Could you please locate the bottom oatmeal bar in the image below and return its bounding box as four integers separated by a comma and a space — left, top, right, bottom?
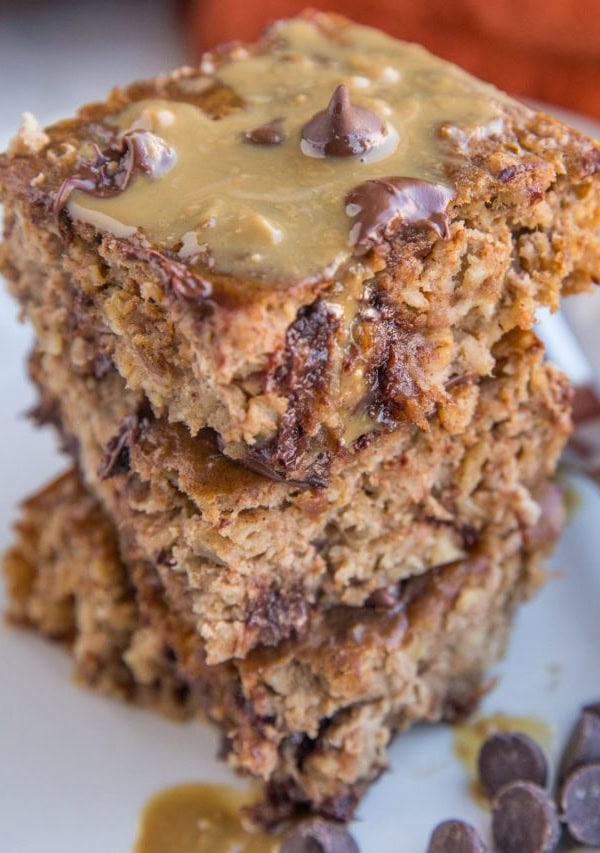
3, 469, 563, 821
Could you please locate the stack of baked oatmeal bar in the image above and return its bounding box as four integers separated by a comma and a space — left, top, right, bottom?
2, 13, 599, 821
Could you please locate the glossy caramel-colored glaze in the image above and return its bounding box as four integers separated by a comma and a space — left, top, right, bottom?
133, 783, 280, 853
68, 17, 509, 282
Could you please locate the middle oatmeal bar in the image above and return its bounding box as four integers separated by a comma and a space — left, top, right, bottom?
29, 329, 571, 662
1, 13, 598, 484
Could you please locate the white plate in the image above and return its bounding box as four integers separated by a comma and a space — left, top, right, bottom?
1, 108, 599, 852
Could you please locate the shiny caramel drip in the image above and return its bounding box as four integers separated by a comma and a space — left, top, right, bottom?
133, 783, 279, 853
67, 17, 512, 282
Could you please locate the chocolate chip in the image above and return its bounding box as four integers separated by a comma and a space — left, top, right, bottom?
584, 699, 600, 718
427, 819, 489, 852
54, 130, 175, 217
301, 84, 386, 158
572, 386, 600, 424
243, 118, 285, 146
560, 763, 600, 846
367, 583, 402, 608
491, 781, 561, 853
280, 818, 358, 853
345, 177, 454, 254
558, 710, 600, 784
93, 353, 113, 380
478, 731, 548, 798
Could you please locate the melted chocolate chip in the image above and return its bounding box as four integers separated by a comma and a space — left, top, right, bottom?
54, 130, 175, 216
427, 819, 490, 853
280, 818, 359, 853
478, 732, 549, 798
345, 177, 454, 253
301, 84, 386, 158
491, 781, 560, 853
561, 763, 600, 846
243, 118, 285, 146
558, 710, 600, 784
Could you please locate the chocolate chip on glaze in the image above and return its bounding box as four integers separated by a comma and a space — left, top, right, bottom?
54, 129, 175, 216
300, 84, 388, 158
345, 177, 454, 253
243, 118, 285, 145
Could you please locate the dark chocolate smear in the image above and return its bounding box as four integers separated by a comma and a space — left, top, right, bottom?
346, 177, 454, 253
97, 414, 139, 480
301, 84, 387, 158
280, 817, 359, 853
54, 130, 176, 216
491, 781, 561, 853
97, 401, 152, 480
427, 819, 490, 853
243, 118, 285, 146
124, 245, 213, 304
478, 731, 549, 798
561, 763, 600, 846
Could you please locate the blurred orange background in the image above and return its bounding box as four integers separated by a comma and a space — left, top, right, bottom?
185, 0, 600, 119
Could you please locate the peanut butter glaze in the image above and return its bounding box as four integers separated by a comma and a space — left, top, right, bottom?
133, 783, 279, 853
65, 16, 511, 282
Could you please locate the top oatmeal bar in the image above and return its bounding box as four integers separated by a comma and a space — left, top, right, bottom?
1, 12, 599, 483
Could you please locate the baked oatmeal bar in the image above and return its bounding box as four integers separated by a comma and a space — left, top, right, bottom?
1, 12, 598, 483
4, 468, 562, 821
29, 329, 571, 662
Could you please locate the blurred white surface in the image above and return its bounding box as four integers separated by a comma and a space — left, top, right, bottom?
0, 12, 599, 851
0, 0, 185, 138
